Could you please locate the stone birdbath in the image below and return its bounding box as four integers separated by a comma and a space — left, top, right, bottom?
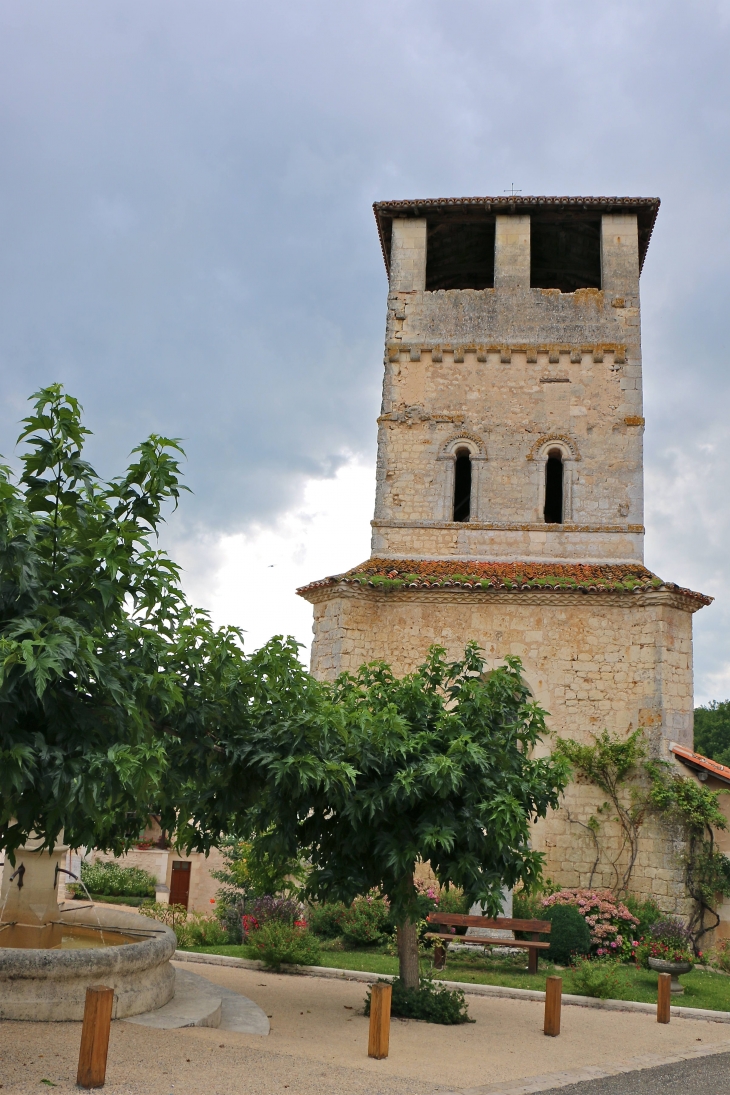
0, 834, 176, 1020
647, 956, 694, 994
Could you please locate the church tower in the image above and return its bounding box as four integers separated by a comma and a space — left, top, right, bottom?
299, 196, 711, 905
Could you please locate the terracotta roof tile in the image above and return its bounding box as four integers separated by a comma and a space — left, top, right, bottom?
671, 744, 730, 785
297, 558, 712, 605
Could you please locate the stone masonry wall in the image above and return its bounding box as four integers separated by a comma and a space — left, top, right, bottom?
302, 584, 698, 914
373, 213, 645, 563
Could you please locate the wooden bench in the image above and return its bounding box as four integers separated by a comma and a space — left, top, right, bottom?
426, 913, 551, 974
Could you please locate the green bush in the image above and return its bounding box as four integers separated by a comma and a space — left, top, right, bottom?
512, 889, 545, 922
623, 895, 662, 939
364, 976, 472, 1025
138, 901, 189, 928
79, 861, 157, 898
249, 922, 322, 968
83, 893, 148, 907
570, 956, 622, 999
436, 888, 470, 915
545, 904, 591, 964
339, 895, 390, 946
179, 914, 230, 948
708, 938, 730, 973
307, 901, 348, 938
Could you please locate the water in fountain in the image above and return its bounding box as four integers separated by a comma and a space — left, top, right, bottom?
0, 836, 152, 950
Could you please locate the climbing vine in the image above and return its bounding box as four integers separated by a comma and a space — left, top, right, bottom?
553, 729, 730, 950
553, 729, 648, 895
646, 761, 730, 947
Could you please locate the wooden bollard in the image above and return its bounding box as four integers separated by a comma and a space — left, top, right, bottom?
544, 975, 562, 1037
77, 985, 114, 1088
657, 972, 671, 1024
368, 983, 392, 1059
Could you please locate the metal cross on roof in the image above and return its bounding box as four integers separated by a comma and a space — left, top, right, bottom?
503, 184, 522, 196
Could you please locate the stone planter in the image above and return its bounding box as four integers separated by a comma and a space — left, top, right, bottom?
648, 956, 694, 994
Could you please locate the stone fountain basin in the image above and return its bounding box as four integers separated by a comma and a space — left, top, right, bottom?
0, 903, 177, 1021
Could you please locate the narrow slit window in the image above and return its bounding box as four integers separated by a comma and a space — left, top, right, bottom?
544, 449, 563, 524
453, 449, 472, 522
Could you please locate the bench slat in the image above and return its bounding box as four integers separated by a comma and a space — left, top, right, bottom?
425, 933, 550, 950
427, 914, 550, 933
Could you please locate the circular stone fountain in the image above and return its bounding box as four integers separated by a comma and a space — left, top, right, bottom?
0, 836, 176, 1021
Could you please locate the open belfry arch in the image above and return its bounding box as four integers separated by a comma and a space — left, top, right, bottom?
298, 196, 712, 908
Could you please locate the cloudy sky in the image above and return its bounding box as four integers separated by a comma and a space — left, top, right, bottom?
0, 1, 729, 702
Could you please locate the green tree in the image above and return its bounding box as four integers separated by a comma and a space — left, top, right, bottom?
0, 386, 342, 861
694, 701, 730, 767
0, 385, 186, 857
250, 646, 570, 987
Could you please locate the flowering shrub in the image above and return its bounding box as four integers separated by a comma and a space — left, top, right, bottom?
340, 894, 390, 945
77, 860, 157, 898
241, 914, 259, 941
635, 939, 694, 967
707, 938, 730, 973
635, 917, 696, 966
306, 901, 348, 938
247, 895, 301, 926
650, 917, 693, 947
541, 889, 639, 957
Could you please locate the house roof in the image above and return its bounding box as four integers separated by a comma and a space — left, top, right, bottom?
297, 558, 712, 605
373, 196, 660, 276
671, 744, 730, 786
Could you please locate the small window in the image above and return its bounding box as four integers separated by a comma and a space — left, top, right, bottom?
544, 449, 563, 524
453, 448, 472, 521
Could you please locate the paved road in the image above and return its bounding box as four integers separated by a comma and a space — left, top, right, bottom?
542, 1051, 730, 1094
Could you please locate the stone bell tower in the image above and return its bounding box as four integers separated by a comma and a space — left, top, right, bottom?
299, 196, 711, 907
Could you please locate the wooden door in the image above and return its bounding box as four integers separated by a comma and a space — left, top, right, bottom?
169, 861, 191, 909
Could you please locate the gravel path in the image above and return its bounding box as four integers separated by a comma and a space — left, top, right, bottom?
1, 961, 729, 1094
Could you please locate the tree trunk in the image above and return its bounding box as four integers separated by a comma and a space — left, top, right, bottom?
397, 918, 420, 990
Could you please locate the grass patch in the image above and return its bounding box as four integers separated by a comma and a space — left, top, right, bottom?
180, 942, 730, 1012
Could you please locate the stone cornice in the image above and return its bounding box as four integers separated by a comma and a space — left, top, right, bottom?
386, 342, 629, 365
298, 582, 708, 614
371, 519, 645, 533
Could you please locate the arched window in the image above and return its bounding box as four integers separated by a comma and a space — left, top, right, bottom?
453, 448, 472, 522
544, 448, 563, 524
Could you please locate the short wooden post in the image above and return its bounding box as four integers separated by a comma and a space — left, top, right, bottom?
433, 944, 445, 971
77, 985, 114, 1088
368, 983, 392, 1059
544, 976, 562, 1037
657, 972, 671, 1024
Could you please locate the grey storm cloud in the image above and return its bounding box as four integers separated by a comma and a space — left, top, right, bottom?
1, 0, 730, 698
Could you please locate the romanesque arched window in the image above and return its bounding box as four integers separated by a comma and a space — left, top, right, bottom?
544, 448, 564, 524
453, 447, 472, 522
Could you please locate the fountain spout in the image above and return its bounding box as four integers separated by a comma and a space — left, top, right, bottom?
9, 864, 26, 890
0, 835, 68, 927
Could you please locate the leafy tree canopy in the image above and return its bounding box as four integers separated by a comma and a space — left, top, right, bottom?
694, 701, 730, 767
246, 645, 570, 983
0, 386, 343, 860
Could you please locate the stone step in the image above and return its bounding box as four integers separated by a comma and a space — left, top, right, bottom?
124, 968, 222, 1029
123, 965, 271, 1034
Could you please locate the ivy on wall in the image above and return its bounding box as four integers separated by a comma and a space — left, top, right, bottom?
553, 729, 730, 950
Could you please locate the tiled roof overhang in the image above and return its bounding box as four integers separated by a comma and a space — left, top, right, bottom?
297, 558, 712, 606
671, 744, 730, 786
373, 196, 660, 276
